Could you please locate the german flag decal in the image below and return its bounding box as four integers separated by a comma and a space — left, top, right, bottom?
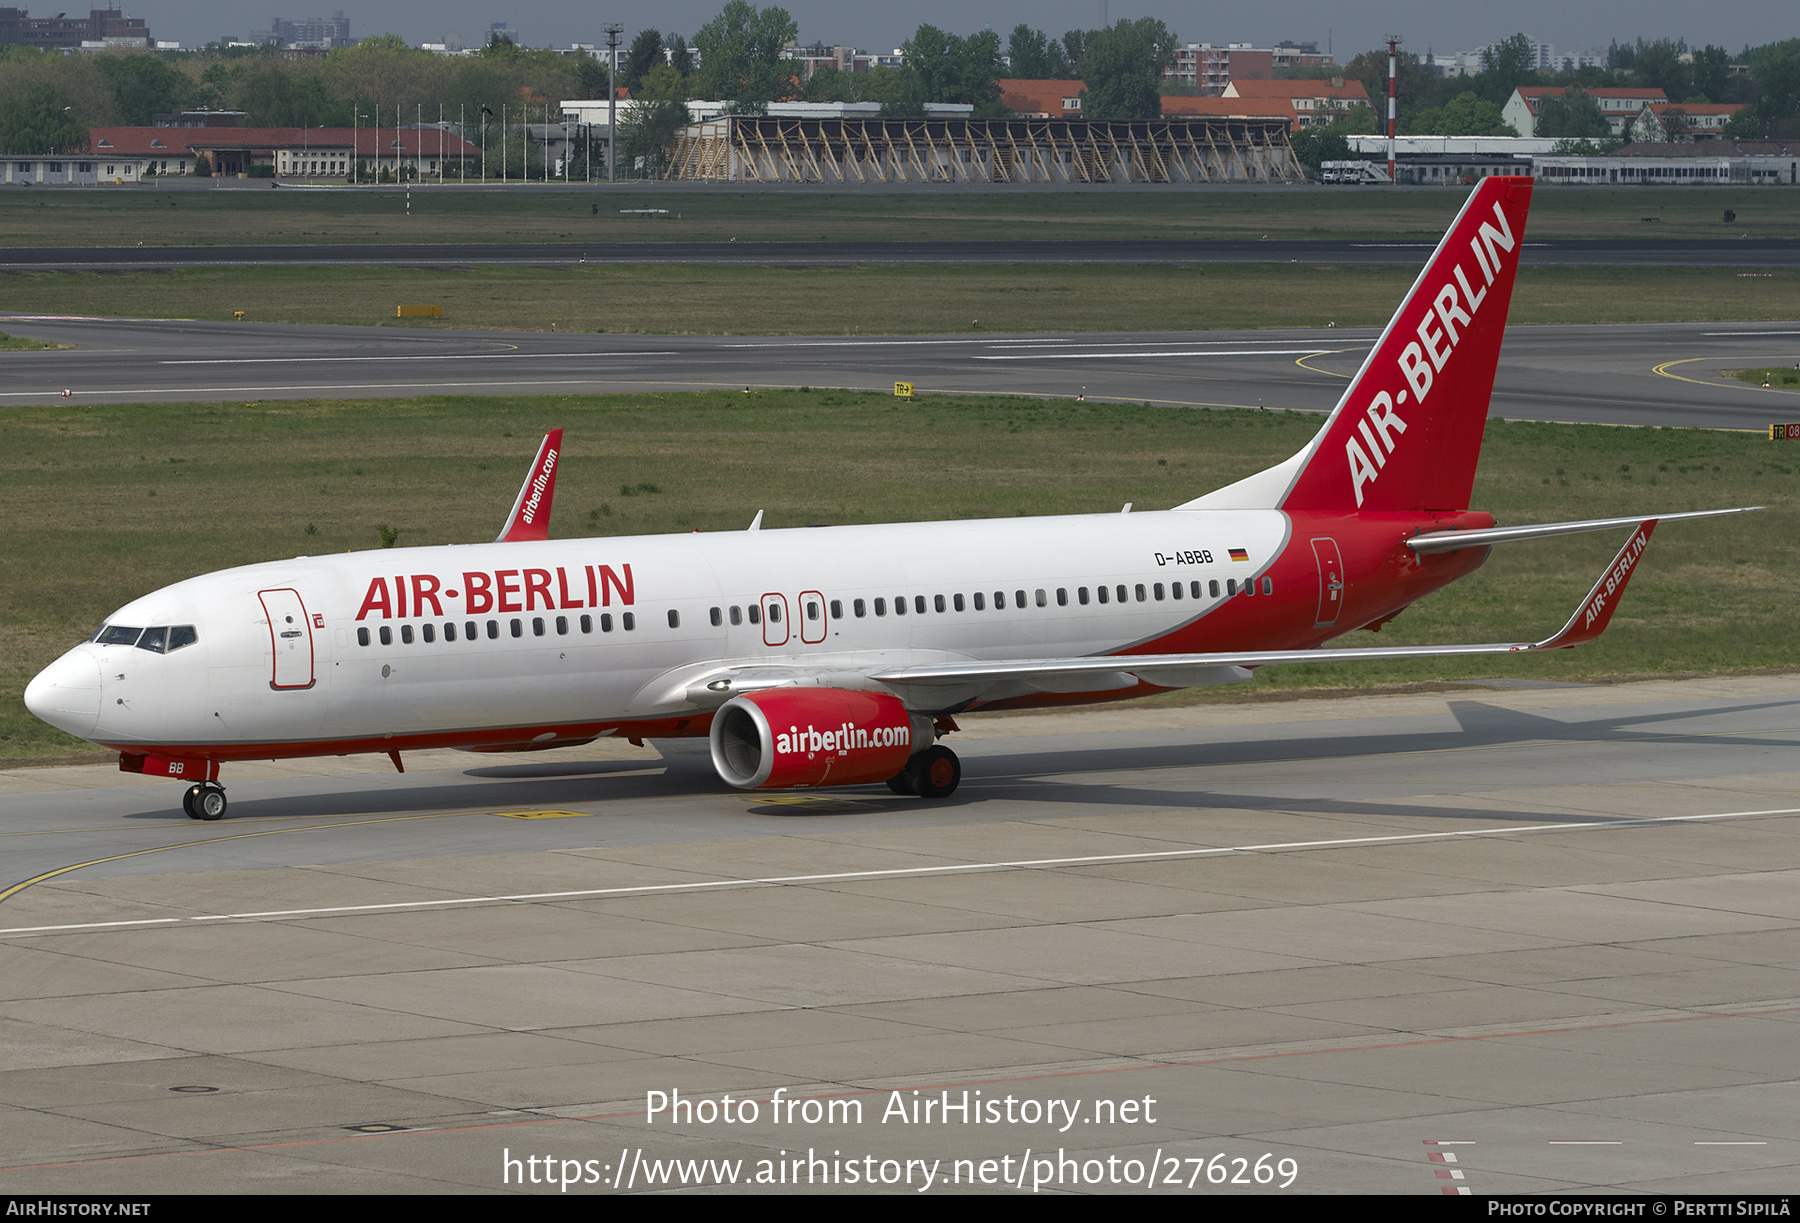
1229, 548, 1250, 562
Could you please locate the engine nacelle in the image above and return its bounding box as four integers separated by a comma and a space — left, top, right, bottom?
709, 688, 915, 790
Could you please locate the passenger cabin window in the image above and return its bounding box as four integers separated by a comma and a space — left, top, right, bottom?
748, 605, 761, 625
1097, 586, 1109, 604
953, 594, 964, 612
1078, 587, 1090, 605
830, 599, 843, 618
874, 598, 887, 616
600, 614, 614, 632
710, 607, 722, 627
893, 597, 905, 616
445, 622, 457, 642
729, 606, 743, 626
854, 599, 866, 618
622, 613, 636, 631
510, 619, 523, 638
357, 627, 370, 646
580, 615, 592, 633
401, 625, 414, 644
668, 609, 680, 629
974, 592, 986, 610
422, 624, 435, 643
915, 596, 927, 615
934, 595, 945, 613
379, 626, 392, 645
556, 616, 568, 635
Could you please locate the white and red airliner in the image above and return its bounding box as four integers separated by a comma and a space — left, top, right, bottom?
25, 177, 1754, 820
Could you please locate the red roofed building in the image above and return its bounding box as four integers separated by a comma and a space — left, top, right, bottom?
1221, 78, 1370, 128
1502, 86, 1667, 138
998, 80, 1087, 119
1631, 102, 1745, 142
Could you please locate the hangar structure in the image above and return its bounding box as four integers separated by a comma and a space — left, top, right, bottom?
664, 116, 1304, 185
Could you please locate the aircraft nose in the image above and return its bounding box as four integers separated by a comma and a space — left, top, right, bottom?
24, 648, 102, 741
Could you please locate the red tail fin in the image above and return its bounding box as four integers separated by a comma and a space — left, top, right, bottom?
1280, 176, 1533, 515
495, 429, 562, 543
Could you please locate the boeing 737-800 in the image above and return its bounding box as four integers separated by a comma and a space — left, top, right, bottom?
23, 176, 1755, 820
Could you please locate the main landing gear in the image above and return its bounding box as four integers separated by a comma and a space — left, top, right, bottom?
182, 781, 228, 821
886, 745, 961, 799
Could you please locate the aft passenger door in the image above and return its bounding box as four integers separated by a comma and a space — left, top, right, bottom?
760, 593, 789, 647
1310, 539, 1344, 628
798, 590, 827, 644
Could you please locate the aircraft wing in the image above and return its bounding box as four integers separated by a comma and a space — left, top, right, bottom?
867, 517, 1664, 690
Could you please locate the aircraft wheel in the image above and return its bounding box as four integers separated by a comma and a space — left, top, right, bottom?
182, 785, 204, 820
193, 782, 227, 821
885, 771, 916, 796
909, 746, 961, 800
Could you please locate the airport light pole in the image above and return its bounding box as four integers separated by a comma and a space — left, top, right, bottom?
1386, 35, 1400, 185
604, 22, 623, 183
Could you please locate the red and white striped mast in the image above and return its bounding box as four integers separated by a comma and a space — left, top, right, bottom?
1386, 34, 1400, 184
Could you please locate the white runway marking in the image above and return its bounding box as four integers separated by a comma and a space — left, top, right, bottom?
975, 349, 1333, 361
159, 352, 676, 365
0, 379, 637, 399
3, 804, 1794, 938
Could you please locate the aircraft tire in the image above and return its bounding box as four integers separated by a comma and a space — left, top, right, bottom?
182, 785, 204, 820
886, 772, 916, 796
194, 782, 227, 821
910, 746, 961, 799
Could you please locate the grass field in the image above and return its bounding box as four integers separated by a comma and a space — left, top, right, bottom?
3, 391, 1792, 762
1, 264, 1795, 334
0, 331, 69, 350
0, 186, 1792, 248
1734, 365, 1800, 389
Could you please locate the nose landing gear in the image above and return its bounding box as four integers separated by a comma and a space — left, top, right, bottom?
182, 781, 228, 821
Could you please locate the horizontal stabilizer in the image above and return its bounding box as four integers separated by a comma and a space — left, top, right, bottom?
1408, 506, 1758, 553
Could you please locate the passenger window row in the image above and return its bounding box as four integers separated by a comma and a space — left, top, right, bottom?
353, 573, 1277, 648
841, 577, 1273, 617
356, 612, 640, 647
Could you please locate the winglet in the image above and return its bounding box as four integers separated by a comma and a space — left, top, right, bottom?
1529, 519, 1658, 651
495, 430, 562, 543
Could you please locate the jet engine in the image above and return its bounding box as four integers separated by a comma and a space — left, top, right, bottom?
709, 688, 916, 790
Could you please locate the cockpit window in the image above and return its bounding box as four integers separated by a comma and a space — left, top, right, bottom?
124, 625, 197, 654
95, 625, 143, 646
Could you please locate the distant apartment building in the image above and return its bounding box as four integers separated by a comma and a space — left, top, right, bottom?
1271, 41, 1333, 69
1166, 43, 1273, 94
782, 43, 896, 80
1429, 36, 1603, 78
250, 12, 350, 50
0, 7, 149, 49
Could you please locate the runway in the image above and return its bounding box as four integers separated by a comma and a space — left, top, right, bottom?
3, 237, 1795, 271
3, 316, 1796, 430
2, 675, 1798, 1193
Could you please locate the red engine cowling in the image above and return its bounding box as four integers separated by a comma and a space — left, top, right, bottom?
709, 688, 916, 790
